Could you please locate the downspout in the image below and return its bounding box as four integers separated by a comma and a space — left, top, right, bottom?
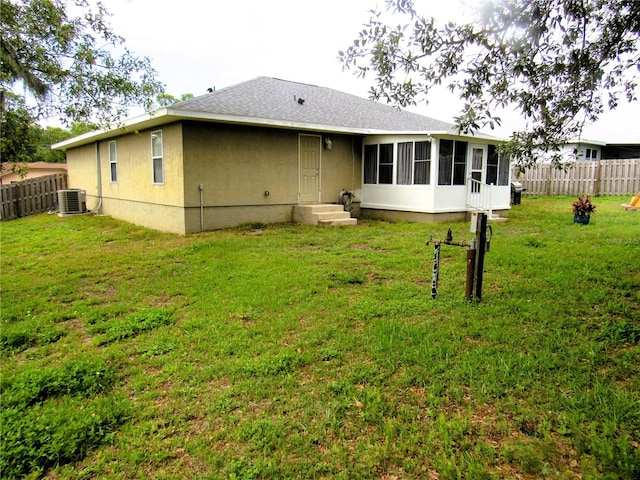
199, 183, 204, 232
94, 141, 102, 213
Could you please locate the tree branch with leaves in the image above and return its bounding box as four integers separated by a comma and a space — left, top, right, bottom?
1, 0, 164, 128
340, 0, 639, 166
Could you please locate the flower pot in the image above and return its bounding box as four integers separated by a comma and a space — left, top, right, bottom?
574, 215, 590, 224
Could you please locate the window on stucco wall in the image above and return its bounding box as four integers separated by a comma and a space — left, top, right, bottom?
151, 130, 164, 185
108, 140, 117, 183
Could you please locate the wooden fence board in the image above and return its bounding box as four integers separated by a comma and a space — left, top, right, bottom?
1, 174, 68, 220
515, 159, 640, 196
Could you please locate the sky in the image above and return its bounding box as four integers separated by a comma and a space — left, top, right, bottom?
105, 0, 639, 143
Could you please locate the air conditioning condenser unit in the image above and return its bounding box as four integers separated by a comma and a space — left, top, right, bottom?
57, 189, 87, 215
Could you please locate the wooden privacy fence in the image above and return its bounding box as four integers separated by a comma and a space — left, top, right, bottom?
514, 158, 640, 196
1, 174, 68, 220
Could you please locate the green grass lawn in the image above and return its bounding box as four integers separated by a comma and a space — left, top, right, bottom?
1, 196, 639, 479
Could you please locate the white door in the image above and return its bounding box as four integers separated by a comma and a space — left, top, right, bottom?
299, 135, 321, 203
470, 145, 486, 194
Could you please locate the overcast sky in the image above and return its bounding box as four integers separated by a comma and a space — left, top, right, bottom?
106, 0, 638, 143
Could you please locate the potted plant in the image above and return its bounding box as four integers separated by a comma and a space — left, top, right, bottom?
573, 196, 596, 224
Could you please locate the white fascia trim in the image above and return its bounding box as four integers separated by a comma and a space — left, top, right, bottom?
166, 109, 374, 135
52, 108, 507, 150
52, 109, 172, 150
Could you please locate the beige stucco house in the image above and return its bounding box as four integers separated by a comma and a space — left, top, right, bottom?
53, 77, 511, 234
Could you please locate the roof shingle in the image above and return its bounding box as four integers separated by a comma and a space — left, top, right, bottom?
171, 76, 456, 133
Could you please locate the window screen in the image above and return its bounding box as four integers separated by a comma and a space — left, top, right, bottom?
414, 141, 431, 185
364, 145, 378, 184
379, 144, 394, 184
151, 130, 164, 184
397, 142, 413, 185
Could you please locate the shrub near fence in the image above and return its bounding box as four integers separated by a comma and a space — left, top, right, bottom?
514, 158, 640, 196
1, 174, 68, 220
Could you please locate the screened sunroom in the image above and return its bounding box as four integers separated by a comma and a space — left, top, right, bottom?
360, 134, 511, 221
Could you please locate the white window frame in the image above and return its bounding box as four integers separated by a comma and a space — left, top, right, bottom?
363, 143, 394, 185
397, 142, 413, 185
378, 143, 394, 184
108, 140, 117, 183
397, 141, 431, 185
413, 141, 431, 185
438, 139, 468, 186
151, 130, 164, 185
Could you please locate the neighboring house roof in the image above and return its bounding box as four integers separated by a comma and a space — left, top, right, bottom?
1, 162, 67, 181
54, 77, 502, 151
602, 143, 640, 159
565, 138, 607, 147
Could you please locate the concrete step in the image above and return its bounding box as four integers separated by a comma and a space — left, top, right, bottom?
303, 204, 345, 213
316, 211, 352, 221
318, 218, 358, 226
293, 204, 357, 226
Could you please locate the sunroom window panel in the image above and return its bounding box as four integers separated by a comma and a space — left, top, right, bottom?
397, 142, 413, 185
414, 161, 430, 185
486, 144, 498, 185
453, 141, 467, 185
438, 139, 453, 185
498, 154, 510, 185
364, 145, 378, 184
414, 141, 431, 185
379, 143, 394, 184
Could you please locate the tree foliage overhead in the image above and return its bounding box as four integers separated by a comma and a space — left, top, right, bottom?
0, 0, 164, 127
340, 0, 640, 165
155, 92, 195, 108
0, 93, 84, 166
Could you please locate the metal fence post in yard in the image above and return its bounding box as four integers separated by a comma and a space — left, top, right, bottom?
431, 243, 441, 299
474, 213, 489, 301
427, 228, 479, 300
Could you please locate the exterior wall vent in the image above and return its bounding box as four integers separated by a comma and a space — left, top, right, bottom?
57, 189, 87, 215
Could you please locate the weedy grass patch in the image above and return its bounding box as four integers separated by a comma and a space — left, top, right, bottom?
1, 196, 638, 479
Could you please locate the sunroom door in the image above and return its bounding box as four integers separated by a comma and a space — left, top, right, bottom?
470, 145, 486, 194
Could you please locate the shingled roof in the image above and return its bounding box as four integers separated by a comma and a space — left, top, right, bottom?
55, 77, 480, 151
171, 76, 456, 134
